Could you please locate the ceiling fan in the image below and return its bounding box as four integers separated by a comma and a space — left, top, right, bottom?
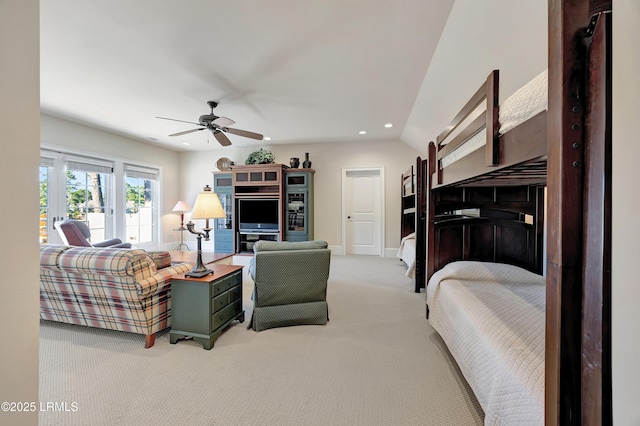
156, 101, 263, 146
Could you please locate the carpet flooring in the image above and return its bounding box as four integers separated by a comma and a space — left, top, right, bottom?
38, 255, 483, 425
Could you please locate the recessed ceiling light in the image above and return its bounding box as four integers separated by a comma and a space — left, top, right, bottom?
182, 142, 191, 146
384, 123, 393, 128
359, 130, 367, 135
263, 136, 271, 141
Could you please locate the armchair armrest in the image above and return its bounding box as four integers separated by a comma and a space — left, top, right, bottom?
93, 238, 131, 248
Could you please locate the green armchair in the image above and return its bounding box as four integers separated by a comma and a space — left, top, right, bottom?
248, 240, 331, 331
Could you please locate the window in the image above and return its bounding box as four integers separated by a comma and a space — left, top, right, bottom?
39, 148, 161, 249
124, 164, 159, 246
65, 157, 114, 241
39, 159, 53, 243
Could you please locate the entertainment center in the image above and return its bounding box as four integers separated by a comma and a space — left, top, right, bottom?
213, 163, 314, 254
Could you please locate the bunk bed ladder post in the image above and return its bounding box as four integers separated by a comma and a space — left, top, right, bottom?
486, 70, 500, 166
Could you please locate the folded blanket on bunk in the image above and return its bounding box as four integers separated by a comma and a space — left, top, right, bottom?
427, 261, 545, 425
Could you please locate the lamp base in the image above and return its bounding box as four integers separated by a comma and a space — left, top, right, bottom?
185, 269, 213, 278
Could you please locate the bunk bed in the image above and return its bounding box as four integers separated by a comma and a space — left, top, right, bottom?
398, 157, 427, 292
424, 2, 611, 424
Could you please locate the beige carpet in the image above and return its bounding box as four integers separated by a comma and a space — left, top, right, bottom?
39, 255, 483, 426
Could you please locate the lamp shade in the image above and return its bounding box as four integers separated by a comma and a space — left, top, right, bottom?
172, 200, 191, 212
191, 185, 225, 219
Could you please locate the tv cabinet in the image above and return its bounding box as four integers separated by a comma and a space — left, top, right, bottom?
222, 164, 314, 254
213, 172, 233, 253
285, 169, 314, 242
231, 164, 286, 254
237, 231, 279, 253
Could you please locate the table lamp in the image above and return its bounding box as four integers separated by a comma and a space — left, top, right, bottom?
185, 185, 226, 278
172, 200, 191, 251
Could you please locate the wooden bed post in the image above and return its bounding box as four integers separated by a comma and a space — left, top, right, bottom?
426, 142, 436, 283
485, 70, 500, 166
581, 8, 612, 425
547, 0, 612, 424
415, 156, 427, 292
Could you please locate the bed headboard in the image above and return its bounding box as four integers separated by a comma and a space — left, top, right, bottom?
427, 184, 545, 281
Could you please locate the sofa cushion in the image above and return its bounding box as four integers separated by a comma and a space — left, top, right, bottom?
253, 240, 328, 252
58, 248, 157, 279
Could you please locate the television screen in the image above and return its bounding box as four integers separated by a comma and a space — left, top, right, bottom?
238, 199, 279, 232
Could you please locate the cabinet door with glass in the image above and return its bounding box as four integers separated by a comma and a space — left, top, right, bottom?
284, 171, 314, 242
213, 173, 233, 253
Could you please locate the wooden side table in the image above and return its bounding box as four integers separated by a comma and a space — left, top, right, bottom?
169, 264, 244, 350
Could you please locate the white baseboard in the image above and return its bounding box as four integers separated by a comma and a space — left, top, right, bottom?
384, 248, 400, 258
328, 245, 399, 258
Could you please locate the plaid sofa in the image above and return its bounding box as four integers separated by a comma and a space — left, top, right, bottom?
40, 245, 191, 348
248, 240, 331, 331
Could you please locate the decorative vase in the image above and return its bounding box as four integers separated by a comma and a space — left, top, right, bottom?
290, 157, 300, 168
302, 152, 312, 168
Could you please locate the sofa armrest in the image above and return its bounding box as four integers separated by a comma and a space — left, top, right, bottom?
147, 251, 172, 269
135, 262, 191, 299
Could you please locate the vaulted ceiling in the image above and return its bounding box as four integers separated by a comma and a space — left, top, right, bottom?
40, 0, 455, 151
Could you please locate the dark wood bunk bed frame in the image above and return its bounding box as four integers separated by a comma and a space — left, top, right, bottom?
400, 158, 428, 293
424, 1, 611, 424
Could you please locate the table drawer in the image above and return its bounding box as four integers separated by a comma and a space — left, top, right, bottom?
212, 284, 242, 312
211, 273, 238, 297
211, 299, 243, 331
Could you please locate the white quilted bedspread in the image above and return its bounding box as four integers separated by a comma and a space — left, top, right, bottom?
426, 261, 546, 425
397, 232, 416, 279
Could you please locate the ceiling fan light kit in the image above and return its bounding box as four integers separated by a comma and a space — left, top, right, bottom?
157, 101, 263, 146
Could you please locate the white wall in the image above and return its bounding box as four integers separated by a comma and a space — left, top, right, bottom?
179, 140, 421, 254
0, 1, 40, 425
613, 2, 640, 424
402, 0, 547, 152
40, 114, 184, 248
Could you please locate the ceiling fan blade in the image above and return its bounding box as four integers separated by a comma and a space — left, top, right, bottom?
156, 116, 201, 126
223, 127, 264, 140
214, 130, 232, 146
169, 127, 206, 137
212, 116, 235, 127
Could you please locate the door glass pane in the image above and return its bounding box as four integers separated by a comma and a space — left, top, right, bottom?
287, 192, 305, 231
66, 168, 109, 241
125, 176, 155, 245
215, 193, 232, 230
39, 166, 50, 243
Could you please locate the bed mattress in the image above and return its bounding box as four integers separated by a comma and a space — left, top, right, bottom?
441, 69, 548, 168
426, 261, 545, 425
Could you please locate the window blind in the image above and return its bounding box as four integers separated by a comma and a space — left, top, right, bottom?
65, 156, 114, 174
124, 164, 158, 181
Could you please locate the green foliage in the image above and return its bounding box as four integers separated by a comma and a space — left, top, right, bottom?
126, 183, 145, 214
245, 148, 275, 165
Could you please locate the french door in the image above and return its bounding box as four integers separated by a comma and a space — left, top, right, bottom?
40, 151, 116, 245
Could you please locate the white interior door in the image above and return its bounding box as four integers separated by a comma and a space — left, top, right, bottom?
343, 168, 383, 255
